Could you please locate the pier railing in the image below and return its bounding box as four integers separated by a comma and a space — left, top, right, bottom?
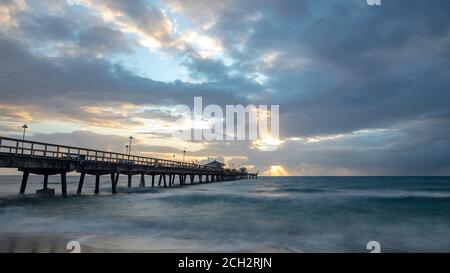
0, 136, 225, 172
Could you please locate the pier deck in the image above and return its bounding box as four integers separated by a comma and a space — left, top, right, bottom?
0, 136, 257, 196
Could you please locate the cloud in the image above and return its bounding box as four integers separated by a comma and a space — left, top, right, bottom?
1, 0, 450, 175
26, 130, 201, 160
0, 0, 27, 29
0, 36, 249, 125
9, 4, 135, 57
82, 0, 175, 49
171, 0, 450, 137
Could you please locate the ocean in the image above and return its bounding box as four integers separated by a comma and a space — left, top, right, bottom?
0, 175, 449, 253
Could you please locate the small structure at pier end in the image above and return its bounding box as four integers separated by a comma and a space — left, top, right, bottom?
0, 136, 258, 196
204, 160, 225, 170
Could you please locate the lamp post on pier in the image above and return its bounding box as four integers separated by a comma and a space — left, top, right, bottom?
128, 136, 134, 155
21, 124, 28, 150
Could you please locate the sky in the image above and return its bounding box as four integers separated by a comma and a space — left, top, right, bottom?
0, 0, 450, 176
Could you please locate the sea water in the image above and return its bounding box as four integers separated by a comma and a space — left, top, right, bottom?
0, 175, 449, 252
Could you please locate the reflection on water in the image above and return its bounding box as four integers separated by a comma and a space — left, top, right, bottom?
0, 175, 450, 252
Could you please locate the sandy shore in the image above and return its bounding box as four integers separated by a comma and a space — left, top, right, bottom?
0, 233, 109, 253
0, 233, 291, 253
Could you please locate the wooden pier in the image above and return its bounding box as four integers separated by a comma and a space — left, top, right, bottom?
0, 136, 257, 196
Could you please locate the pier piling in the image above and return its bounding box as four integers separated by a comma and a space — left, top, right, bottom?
43, 175, 48, 189
19, 170, 29, 194
114, 173, 119, 188
127, 174, 132, 188
60, 172, 67, 196
111, 173, 117, 194
77, 173, 85, 194
95, 175, 100, 194
158, 174, 162, 187
139, 173, 145, 188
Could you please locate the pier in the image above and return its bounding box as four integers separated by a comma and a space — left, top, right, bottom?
0, 136, 257, 196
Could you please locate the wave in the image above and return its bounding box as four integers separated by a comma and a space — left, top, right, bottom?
334, 190, 450, 200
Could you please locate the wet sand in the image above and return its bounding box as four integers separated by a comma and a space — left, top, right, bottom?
0, 233, 290, 253
0, 233, 103, 253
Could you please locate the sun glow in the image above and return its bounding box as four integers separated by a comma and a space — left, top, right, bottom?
252, 136, 282, 151
263, 165, 289, 176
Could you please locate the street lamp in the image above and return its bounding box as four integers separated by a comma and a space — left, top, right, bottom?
183, 147, 186, 163
128, 136, 134, 155
21, 124, 28, 150
173, 154, 176, 161
125, 145, 129, 155
22, 124, 28, 141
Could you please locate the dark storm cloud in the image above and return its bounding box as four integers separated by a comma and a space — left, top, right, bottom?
0, 36, 248, 118
178, 0, 450, 137
77, 26, 133, 54
182, 56, 265, 94
182, 57, 230, 81
19, 14, 78, 41
0, 0, 252, 110
16, 11, 134, 55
